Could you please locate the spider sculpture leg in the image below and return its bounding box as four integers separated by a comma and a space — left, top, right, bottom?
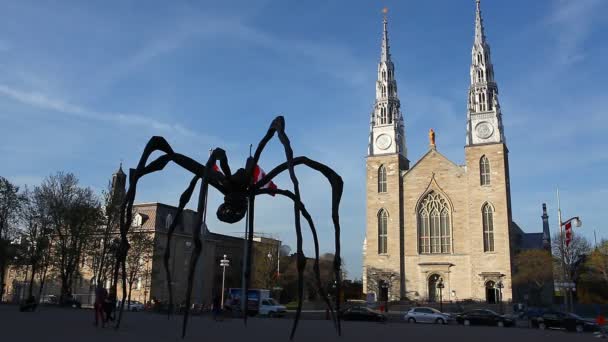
248, 116, 343, 339
113, 137, 227, 329
181, 149, 233, 338
257, 155, 344, 337
244, 117, 305, 338
257, 187, 338, 329
164, 175, 199, 319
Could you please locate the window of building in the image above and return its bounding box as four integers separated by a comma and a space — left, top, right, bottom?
418, 191, 451, 254
378, 209, 388, 254
378, 165, 387, 193
480, 156, 491, 185
482, 203, 494, 252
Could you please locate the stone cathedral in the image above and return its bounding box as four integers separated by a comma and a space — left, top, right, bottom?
362, 1, 526, 304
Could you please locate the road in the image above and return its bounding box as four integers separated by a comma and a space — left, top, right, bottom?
0, 305, 598, 342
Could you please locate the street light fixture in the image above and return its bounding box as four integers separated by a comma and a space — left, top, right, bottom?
436, 279, 445, 312
219, 255, 230, 308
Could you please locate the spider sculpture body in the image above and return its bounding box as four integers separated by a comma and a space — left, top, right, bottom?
111, 116, 343, 339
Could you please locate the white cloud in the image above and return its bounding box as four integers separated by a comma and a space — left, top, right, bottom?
545, 0, 604, 66
0, 84, 201, 138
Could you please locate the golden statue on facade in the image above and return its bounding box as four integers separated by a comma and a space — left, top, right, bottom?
429, 128, 436, 147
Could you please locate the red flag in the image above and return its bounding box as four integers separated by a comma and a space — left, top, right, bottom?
564, 221, 572, 247
253, 165, 277, 196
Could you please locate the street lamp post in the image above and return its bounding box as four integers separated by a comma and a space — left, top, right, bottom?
219, 255, 230, 308
436, 279, 445, 312
496, 281, 504, 314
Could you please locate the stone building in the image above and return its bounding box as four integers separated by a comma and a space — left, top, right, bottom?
362, 1, 545, 304
2, 165, 280, 307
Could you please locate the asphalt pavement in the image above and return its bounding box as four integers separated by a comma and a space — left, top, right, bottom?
0, 305, 599, 342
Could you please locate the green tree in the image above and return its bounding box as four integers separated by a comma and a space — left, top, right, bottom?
512, 249, 553, 305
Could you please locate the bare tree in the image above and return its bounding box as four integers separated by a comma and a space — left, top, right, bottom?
40, 173, 102, 304
552, 232, 591, 282
0, 176, 25, 300
125, 231, 153, 308
18, 186, 53, 301
88, 181, 123, 289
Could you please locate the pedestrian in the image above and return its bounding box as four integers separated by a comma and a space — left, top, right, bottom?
94, 284, 107, 327
104, 288, 117, 324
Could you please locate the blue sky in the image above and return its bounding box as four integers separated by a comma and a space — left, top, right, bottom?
1, 0, 607, 279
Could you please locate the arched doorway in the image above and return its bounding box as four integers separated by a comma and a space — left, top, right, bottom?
378, 280, 389, 302
428, 274, 441, 302
485, 281, 498, 304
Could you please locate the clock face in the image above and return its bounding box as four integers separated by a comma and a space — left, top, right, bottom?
475, 122, 494, 139
376, 134, 392, 150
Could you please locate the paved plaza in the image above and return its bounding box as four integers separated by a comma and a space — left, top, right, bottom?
0, 305, 600, 342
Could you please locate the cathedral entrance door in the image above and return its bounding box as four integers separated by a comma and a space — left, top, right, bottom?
485, 281, 498, 304
428, 274, 440, 302
378, 280, 389, 302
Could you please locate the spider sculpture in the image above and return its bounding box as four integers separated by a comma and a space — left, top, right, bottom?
111, 116, 343, 339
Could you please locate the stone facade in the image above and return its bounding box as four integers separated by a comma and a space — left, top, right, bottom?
362, 2, 530, 304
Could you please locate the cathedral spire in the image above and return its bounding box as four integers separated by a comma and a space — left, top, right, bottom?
474, 0, 486, 45
368, 8, 407, 159
111, 162, 126, 205
466, 0, 505, 146
381, 8, 390, 63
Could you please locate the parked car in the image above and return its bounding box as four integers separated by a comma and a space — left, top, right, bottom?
117, 300, 145, 312
341, 306, 387, 322
404, 307, 452, 324
258, 298, 286, 317
530, 311, 599, 333
41, 295, 58, 305
455, 309, 514, 327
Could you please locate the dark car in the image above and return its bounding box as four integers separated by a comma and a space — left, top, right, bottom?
530, 311, 599, 333
455, 309, 514, 327
341, 306, 387, 322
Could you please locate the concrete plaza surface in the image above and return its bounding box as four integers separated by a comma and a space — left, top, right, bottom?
0, 305, 598, 342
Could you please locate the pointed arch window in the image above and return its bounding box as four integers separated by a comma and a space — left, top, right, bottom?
480, 156, 491, 185
378, 165, 387, 193
378, 209, 388, 254
379, 106, 388, 124
482, 203, 494, 252
417, 191, 451, 254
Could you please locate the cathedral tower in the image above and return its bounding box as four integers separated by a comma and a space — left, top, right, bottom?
364, 9, 409, 300
110, 163, 126, 206
466, 0, 505, 146
464, 0, 513, 299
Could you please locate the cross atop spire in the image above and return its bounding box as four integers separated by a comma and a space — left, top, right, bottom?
381, 7, 390, 63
